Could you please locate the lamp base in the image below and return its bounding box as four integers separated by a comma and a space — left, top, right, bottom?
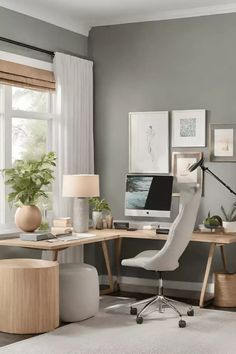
73, 198, 89, 233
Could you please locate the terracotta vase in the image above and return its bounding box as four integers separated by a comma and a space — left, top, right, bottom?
15, 205, 42, 232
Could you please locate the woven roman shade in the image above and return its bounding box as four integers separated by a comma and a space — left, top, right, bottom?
0, 59, 55, 91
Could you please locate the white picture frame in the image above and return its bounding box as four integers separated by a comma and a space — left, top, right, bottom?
210, 124, 236, 162
129, 111, 169, 173
172, 109, 206, 147
172, 152, 203, 194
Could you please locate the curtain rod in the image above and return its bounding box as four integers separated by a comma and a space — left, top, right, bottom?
0, 37, 54, 57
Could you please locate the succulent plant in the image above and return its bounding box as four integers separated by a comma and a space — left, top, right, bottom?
203, 211, 222, 228
221, 204, 236, 222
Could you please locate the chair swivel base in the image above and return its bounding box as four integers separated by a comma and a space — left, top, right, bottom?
130, 294, 194, 328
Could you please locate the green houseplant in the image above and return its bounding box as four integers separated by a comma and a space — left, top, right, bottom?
89, 197, 111, 229
221, 204, 236, 233
2, 152, 56, 232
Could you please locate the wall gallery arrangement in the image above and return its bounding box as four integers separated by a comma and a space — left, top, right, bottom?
128, 109, 235, 192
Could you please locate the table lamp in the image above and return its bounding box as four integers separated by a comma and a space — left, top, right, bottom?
63, 174, 100, 232
188, 157, 236, 196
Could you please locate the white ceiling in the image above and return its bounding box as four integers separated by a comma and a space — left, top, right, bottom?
1, 0, 236, 36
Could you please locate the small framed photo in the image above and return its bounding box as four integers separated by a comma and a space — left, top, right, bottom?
129, 111, 169, 173
172, 109, 206, 147
172, 152, 203, 192
210, 124, 236, 162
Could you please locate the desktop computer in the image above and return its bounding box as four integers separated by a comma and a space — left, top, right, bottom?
124, 174, 174, 233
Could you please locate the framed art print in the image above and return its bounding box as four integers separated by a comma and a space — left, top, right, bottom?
172, 152, 203, 193
210, 124, 236, 162
172, 109, 206, 147
129, 111, 169, 173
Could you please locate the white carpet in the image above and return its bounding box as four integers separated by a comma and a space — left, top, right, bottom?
1, 296, 236, 354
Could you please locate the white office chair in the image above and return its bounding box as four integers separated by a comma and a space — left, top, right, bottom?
121, 185, 201, 328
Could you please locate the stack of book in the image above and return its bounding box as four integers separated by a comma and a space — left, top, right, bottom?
51, 217, 73, 235
20, 232, 53, 241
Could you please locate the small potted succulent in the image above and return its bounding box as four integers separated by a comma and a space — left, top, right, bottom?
89, 197, 111, 229
2, 152, 56, 232
221, 204, 236, 233
203, 211, 222, 231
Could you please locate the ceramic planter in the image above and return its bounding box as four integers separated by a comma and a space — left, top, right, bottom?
92, 211, 103, 229
15, 205, 42, 232
223, 221, 236, 233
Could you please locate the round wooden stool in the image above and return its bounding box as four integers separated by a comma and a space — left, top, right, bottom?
0, 258, 59, 334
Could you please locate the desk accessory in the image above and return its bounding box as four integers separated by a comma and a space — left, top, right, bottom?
189, 157, 236, 197
156, 228, 169, 235
114, 221, 129, 229
20, 232, 55, 241
63, 174, 100, 233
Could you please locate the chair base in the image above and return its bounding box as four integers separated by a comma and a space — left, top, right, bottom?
130, 294, 194, 328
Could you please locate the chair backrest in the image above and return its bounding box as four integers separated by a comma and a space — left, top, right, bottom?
145, 184, 202, 271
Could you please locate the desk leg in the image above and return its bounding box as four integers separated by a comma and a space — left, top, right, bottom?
100, 240, 114, 295
220, 245, 228, 273
52, 250, 58, 261
114, 238, 122, 291
199, 243, 216, 308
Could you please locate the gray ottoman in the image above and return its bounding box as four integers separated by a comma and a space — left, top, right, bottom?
59, 263, 99, 322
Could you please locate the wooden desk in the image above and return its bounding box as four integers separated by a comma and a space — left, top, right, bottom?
0, 229, 236, 306
0, 231, 120, 295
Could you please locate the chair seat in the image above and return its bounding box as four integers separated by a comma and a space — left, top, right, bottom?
121, 250, 158, 268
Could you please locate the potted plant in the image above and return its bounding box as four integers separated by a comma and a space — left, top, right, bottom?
221, 204, 236, 233
203, 211, 222, 231
89, 197, 111, 229
2, 152, 56, 232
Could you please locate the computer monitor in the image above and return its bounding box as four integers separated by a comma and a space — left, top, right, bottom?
125, 174, 173, 217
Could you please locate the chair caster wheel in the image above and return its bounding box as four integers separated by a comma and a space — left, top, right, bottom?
130, 307, 137, 315
136, 316, 143, 324
187, 309, 194, 316
179, 319, 186, 328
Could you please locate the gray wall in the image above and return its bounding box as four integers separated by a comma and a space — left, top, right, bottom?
0, 7, 88, 61
0, 7, 88, 260
89, 13, 236, 282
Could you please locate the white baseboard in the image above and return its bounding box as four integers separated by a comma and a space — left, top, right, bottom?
99, 275, 214, 295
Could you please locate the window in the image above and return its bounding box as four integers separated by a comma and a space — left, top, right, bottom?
0, 85, 53, 224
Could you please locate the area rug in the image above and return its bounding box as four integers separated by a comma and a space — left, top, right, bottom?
1, 296, 236, 354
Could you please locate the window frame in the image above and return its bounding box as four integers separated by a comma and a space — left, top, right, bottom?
0, 85, 54, 224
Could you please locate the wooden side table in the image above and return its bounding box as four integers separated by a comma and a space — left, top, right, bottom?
0, 259, 59, 334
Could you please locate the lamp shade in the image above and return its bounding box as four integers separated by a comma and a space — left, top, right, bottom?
62, 174, 100, 198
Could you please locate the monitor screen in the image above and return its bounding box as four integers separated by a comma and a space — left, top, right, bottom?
125, 174, 173, 217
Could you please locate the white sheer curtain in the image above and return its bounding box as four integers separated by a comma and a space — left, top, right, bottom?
45, 52, 94, 263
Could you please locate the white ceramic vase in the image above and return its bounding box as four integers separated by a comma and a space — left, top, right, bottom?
223, 221, 236, 233
92, 211, 103, 229
15, 205, 42, 232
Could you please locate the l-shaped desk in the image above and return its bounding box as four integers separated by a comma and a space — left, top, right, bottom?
0, 228, 236, 307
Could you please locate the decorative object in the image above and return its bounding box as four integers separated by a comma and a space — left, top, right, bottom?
203, 212, 222, 231
188, 157, 236, 197
210, 124, 236, 162
221, 204, 236, 233
172, 152, 203, 193
63, 174, 100, 233
2, 152, 56, 232
214, 272, 236, 307
89, 197, 111, 229
172, 109, 206, 147
15, 205, 42, 232
129, 111, 169, 173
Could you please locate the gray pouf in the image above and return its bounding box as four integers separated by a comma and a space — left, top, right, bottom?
59, 263, 99, 322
